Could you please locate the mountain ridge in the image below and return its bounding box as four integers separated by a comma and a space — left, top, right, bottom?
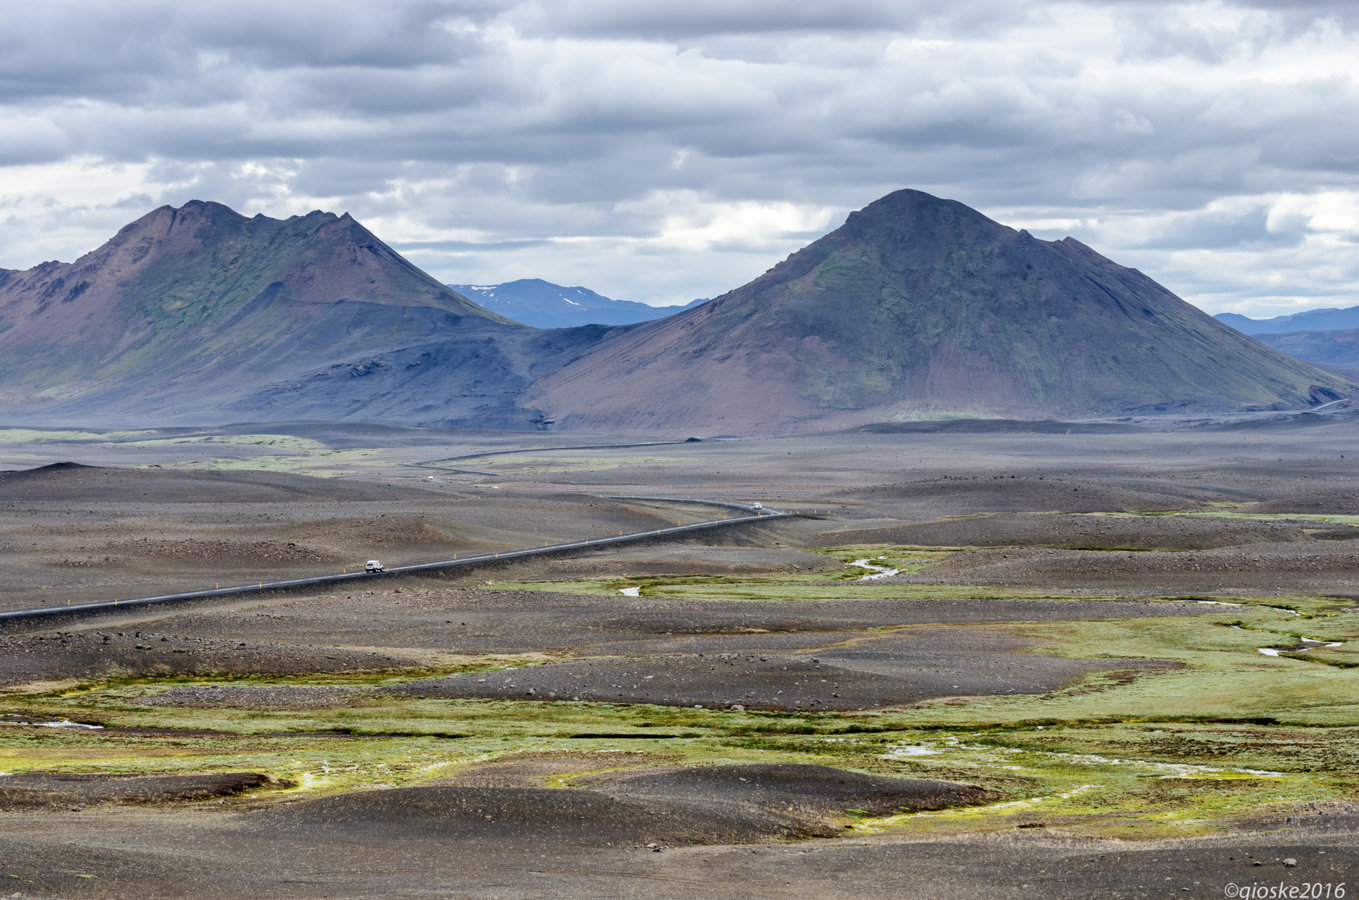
1217, 307, 1359, 335
1247, 329, 1359, 369
1, 192, 1350, 434
449, 278, 702, 328
1215, 307, 1359, 369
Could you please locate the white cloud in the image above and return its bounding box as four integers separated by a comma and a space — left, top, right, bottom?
1266, 191, 1359, 237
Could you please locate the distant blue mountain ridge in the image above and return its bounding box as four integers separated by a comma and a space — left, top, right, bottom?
1216, 306, 1359, 335
1217, 305, 1359, 369
449, 278, 704, 328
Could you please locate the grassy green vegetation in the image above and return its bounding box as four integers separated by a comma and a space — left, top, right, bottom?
0, 428, 158, 443
142, 434, 331, 452
816, 546, 954, 575
1116, 509, 1359, 526
490, 546, 1050, 600
0, 679, 872, 798
491, 577, 1099, 602
2, 546, 1356, 840
0, 427, 393, 477
161, 447, 386, 476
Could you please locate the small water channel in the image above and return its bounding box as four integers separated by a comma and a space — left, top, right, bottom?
852, 557, 901, 582
0, 715, 103, 730
1257, 638, 1343, 657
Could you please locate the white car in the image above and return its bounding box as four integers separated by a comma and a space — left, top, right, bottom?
365, 560, 386, 573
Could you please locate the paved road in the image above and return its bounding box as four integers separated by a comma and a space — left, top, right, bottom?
0, 497, 786, 627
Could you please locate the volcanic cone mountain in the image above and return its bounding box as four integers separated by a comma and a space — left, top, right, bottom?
530, 190, 1353, 433
0, 201, 573, 427
1, 192, 1352, 433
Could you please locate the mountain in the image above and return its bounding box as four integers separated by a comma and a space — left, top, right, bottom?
449, 279, 702, 328
1248, 329, 1359, 369
1217, 307, 1359, 335
529, 189, 1354, 433
3, 192, 1352, 435
1215, 307, 1359, 369
0, 201, 569, 428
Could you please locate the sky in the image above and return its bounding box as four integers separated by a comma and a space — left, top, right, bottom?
1, 1, 1357, 317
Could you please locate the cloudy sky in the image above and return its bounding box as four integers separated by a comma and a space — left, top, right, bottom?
1, 1, 1356, 317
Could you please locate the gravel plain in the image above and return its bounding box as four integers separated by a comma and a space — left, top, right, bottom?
1, 420, 1358, 897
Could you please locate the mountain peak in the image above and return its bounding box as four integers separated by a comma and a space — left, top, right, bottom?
0, 200, 514, 419
844, 188, 1012, 237
858, 187, 990, 215
531, 188, 1353, 432
178, 198, 236, 213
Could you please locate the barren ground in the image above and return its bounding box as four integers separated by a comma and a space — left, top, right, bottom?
1, 420, 1357, 897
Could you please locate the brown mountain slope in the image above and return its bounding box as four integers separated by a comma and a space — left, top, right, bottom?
0, 202, 502, 354
0, 201, 545, 425
530, 190, 1353, 434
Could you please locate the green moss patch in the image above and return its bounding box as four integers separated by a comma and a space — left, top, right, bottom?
3, 545, 1357, 837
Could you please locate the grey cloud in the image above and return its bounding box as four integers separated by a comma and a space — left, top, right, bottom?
507, 0, 921, 38
1122, 204, 1307, 252
401, 238, 552, 252
0, 1, 486, 108
505, 0, 1039, 41
1, 0, 1357, 316
186, 2, 480, 69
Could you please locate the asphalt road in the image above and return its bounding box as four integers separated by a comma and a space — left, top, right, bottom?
0, 497, 785, 627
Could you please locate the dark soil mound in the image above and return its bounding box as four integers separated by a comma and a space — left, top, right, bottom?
0, 461, 443, 504
592, 763, 996, 817
252, 785, 784, 846
385, 628, 1145, 711
0, 630, 419, 685
837, 474, 1238, 516
22, 461, 95, 474
853, 419, 1141, 435
0, 772, 277, 808
250, 767, 995, 849
822, 512, 1311, 552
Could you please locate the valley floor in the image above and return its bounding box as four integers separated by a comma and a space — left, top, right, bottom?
1, 422, 1357, 898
